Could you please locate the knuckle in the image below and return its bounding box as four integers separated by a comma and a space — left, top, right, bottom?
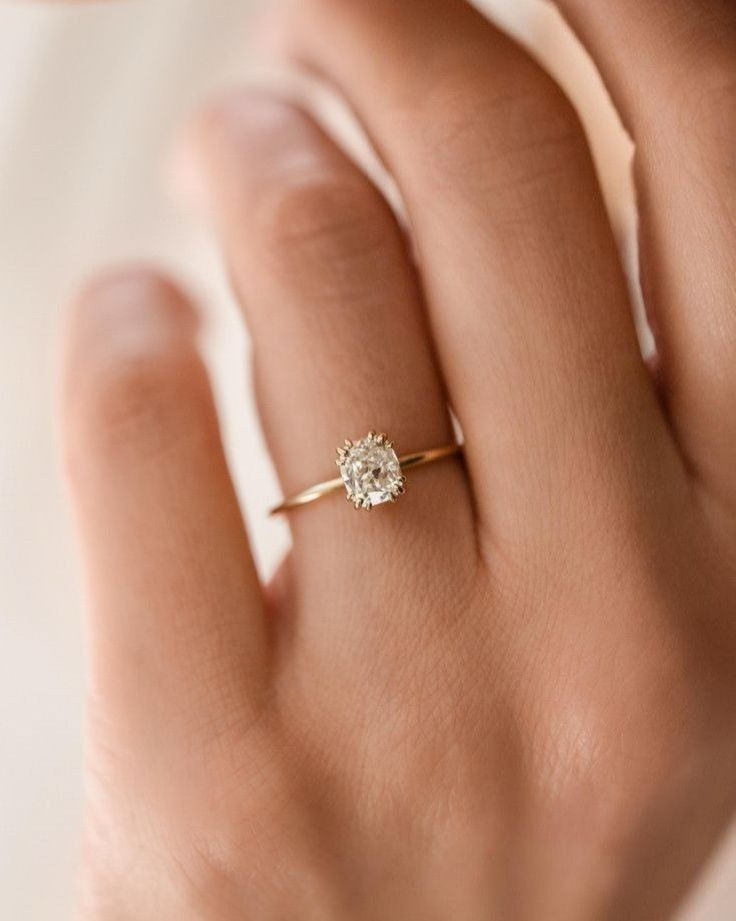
253, 172, 393, 269
416, 58, 585, 194
528, 624, 730, 855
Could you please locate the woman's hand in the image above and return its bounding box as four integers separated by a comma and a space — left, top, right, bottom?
64, 2, 736, 919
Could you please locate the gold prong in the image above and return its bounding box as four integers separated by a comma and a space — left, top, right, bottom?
368, 430, 377, 439
344, 439, 353, 448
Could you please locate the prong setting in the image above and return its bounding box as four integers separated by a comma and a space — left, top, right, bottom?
336, 431, 403, 511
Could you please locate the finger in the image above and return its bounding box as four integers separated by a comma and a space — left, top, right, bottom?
189, 91, 475, 599
62, 269, 269, 765
277, 0, 676, 542
554, 0, 736, 503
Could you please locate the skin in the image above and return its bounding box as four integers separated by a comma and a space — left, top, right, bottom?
61, 1, 736, 919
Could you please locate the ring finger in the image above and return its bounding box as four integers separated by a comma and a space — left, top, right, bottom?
189, 91, 475, 631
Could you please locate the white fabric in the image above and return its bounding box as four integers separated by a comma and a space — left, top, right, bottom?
0, 1, 733, 917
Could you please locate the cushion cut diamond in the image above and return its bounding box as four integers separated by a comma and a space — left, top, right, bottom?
338, 432, 404, 509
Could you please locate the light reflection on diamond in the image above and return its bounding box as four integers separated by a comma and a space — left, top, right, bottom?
338, 432, 404, 509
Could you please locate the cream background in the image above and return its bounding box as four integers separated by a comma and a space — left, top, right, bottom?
0, 1, 734, 918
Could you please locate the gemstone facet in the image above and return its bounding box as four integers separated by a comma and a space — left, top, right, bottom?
337, 432, 404, 510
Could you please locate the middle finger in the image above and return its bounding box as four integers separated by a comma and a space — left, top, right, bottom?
283, 0, 678, 543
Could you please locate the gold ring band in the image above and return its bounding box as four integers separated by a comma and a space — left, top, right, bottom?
271, 433, 461, 515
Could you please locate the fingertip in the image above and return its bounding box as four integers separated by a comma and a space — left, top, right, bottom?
184, 86, 304, 170
69, 265, 199, 345
61, 265, 207, 467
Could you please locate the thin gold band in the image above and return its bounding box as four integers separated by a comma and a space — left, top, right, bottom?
271, 443, 461, 515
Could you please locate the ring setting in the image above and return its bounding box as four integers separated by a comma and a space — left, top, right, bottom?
270, 431, 461, 516
337, 431, 406, 510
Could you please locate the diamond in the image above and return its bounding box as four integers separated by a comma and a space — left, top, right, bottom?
337, 432, 405, 510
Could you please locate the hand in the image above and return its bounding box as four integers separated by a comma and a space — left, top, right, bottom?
64, 1, 736, 919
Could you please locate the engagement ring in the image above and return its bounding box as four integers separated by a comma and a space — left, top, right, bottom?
271, 431, 461, 515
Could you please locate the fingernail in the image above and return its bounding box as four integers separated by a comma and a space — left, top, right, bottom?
167, 71, 320, 214
73, 267, 199, 355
